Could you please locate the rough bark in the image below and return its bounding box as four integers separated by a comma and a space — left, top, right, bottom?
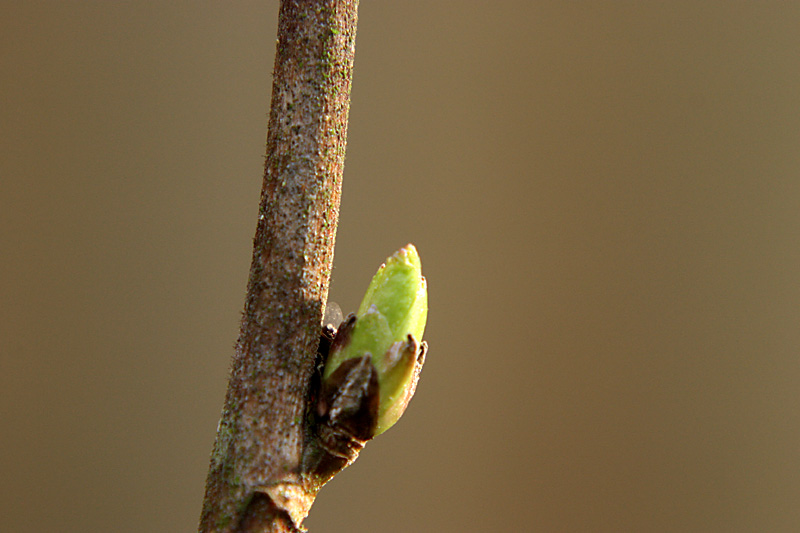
199, 1, 358, 531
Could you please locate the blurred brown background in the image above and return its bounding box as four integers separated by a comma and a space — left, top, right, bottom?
3, 2, 800, 531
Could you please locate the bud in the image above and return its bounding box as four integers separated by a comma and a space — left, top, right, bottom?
322, 244, 428, 435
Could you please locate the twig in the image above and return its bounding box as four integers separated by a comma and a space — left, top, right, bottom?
199, 1, 358, 531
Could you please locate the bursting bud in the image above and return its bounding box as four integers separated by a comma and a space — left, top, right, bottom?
322, 244, 428, 436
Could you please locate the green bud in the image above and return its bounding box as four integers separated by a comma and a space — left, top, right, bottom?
323, 244, 428, 435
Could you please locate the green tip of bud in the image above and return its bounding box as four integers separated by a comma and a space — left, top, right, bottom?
357, 244, 427, 343
323, 244, 428, 436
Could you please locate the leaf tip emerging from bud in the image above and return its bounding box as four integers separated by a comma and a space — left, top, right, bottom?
321, 244, 428, 437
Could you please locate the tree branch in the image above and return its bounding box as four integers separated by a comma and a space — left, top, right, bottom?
199, 1, 358, 531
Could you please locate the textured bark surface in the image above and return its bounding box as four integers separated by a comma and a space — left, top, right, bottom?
199, 1, 358, 531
